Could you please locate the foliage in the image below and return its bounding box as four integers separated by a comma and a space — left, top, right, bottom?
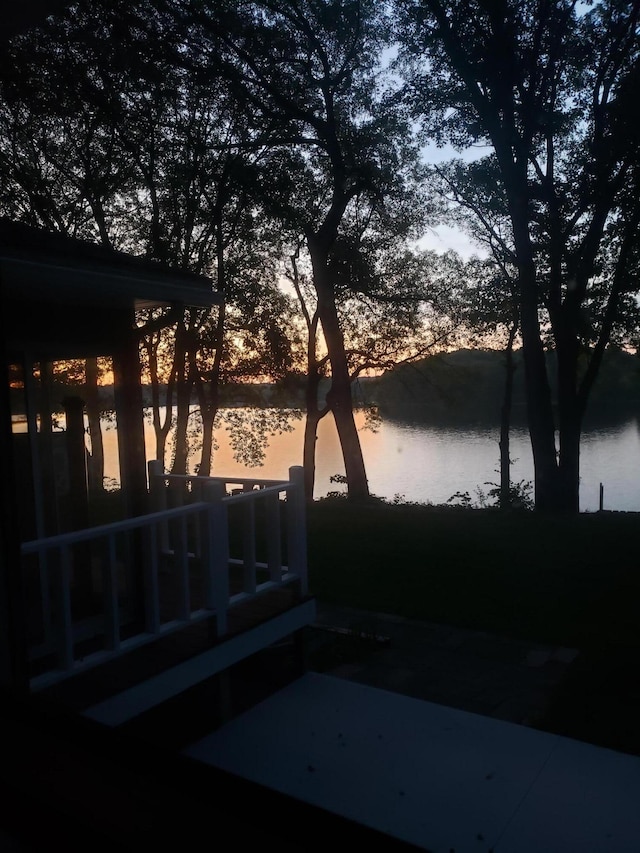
182, 0, 436, 499
219, 407, 302, 468
447, 476, 534, 511
1, 0, 303, 477
322, 472, 349, 500
396, 0, 640, 511
7, 1, 640, 510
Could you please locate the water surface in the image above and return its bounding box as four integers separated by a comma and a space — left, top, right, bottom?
100, 408, 640, 512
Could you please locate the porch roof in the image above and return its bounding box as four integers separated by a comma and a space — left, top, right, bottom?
0, 218, 221, 359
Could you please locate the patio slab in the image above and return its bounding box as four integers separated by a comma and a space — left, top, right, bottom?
184, 672, 640, 852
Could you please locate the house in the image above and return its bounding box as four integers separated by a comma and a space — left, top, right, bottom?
0, 220, 354, 849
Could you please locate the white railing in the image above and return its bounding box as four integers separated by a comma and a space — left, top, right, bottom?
148, 462, 308, 600
21, 465, 307, 689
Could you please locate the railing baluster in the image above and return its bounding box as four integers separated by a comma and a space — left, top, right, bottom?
243, 483, 257, 594
104, 534, 120, 652
200, 502, 215, 610
144, 525, 160, 634
207, 480, 230, 637
287, 466, 308, 595
58, 545, 74, 671
266, 491, 282, 583
39, 548, 53, 648
175, 513, 190, 621
192, 478, 203, 558
148, 460, 169, 553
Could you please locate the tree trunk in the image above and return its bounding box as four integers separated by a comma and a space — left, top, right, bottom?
302, 409, 321, 501
310, 246, 369, 501
289, 246, 327, 501
302, 365, 329, 501
172, 385, 192, 475
187, 315, 216, 479
499, 322, 517, 510
196, 306, 225, 478
198, 409, 216, 476
556, 329, 582, 513
170, 320, 192, 476
144, 329, 175, 471
192, 319, 221, 479
557, 418, 581, 513
197, 214, 226, 478
510, 207, 563, 511
85, 356, 105, 494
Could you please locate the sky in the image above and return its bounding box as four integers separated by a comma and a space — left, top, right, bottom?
417, 223, 481, 259
416, 141, 493, 260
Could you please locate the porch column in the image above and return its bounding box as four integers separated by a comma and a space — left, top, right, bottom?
61, 395, 89, 531
61, 395, 93, 610
0, 287, 28, 691
112, 311, 147, 626
39, 360, 59, 535
112, 313, 147, 518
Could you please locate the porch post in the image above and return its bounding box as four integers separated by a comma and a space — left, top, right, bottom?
112, 312, 147, 518
23, 354, 46, 540
287, 466, 308, 596
39, 360, 59, 535
112, 311, 147, 625
0, 286, 28, 691
61, 395, 89, 531
61, 395, 92, 610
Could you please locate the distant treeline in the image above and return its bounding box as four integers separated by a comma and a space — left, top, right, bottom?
367, 348, 640, 427
14, 348, 639, 425
10, 378, 309, 414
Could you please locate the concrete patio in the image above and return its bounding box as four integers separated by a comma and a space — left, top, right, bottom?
185, 670, 640, 852
181, 604, 639, 851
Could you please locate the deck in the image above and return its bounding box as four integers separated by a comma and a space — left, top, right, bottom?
38, 587, 310, 711
21, 467, 311, 724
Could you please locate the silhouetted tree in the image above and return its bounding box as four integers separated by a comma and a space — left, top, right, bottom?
1, 0, 295, 477
287, 236, 466, 498
398, 0, 640, 511
180, 0, 427, 499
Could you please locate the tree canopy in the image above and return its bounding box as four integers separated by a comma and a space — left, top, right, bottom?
3, 0, 639, 509
397, 0, 640, 511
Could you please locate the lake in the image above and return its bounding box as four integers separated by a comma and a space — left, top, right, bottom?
99, 407, 640, 512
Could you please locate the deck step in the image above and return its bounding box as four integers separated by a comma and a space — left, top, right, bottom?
83, 598, 316, 727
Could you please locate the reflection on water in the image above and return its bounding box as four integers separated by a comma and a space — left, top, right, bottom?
363, 417, 640, 512
99, 408, 640, 512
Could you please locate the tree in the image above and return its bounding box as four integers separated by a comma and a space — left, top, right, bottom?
181, 0, 429, 499
0, 0, 150, 241
398, 0, 640, 511
431, 159, 523, 507
1, 0, 296, 478
286, 235, 467, 498
467, 262, 520, 509
285, 242, 330, 500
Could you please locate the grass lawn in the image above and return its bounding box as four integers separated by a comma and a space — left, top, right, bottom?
307, 501, 640, 754
307, 501, 640, 649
